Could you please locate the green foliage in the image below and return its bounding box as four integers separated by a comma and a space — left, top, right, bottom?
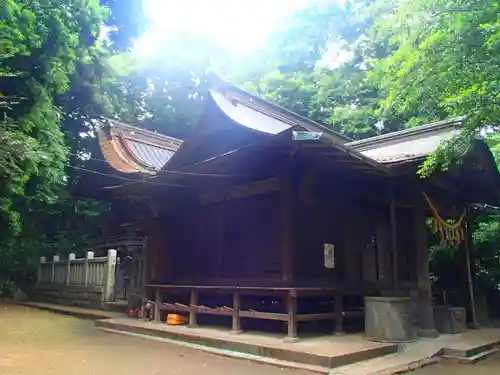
0, 0, 141, 291
366, 0, 500, 174
2, 0, 500, 293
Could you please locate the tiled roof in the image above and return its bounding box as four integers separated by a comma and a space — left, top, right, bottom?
97, 119, 182, 174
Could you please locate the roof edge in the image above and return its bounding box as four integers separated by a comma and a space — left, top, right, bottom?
208, 74, 352, 144
97, 126, 149, 174
104, 118, 183, 148
347, 117, 465, 151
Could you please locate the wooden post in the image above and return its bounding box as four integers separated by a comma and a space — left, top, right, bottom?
334, 292, 345, 335
154, 289, 161, 323
51, 255, 59, 285
188, 289, 198, 328
389, 179, 399, 294
414, 207, 439, 338
231, 292, 242, 334
140, 241, 148, 317
280, 167, 295, 283
38, 256, 46, 284
103, 249, 117, 302
284, 290, 298, 342
66, 253, 75, 286
84, 251, 94, 286
464, 218, 479, 328
376, 217, 391, 283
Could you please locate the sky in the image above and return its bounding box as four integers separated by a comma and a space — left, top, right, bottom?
135, 0, 312, 56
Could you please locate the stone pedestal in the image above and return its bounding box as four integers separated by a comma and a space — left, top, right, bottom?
365, 296, 416, 343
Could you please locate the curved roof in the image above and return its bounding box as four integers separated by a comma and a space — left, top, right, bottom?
210, 89, 296, 135
347, 118, 464, 164
97, 119, 182, 174
212, 77, 351, 144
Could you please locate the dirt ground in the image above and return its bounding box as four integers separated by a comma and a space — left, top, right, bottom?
0, 303, 313, 375
412, 353, 500, 375
1, 303, 499, 375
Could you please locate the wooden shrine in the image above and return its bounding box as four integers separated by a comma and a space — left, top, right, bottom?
97, 78, 500, 340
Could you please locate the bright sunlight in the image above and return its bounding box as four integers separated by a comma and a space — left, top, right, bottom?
136, 0, 311, 55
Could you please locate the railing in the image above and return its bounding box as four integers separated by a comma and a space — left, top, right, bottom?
36, 250, 117, 302
145, 285, 364, 340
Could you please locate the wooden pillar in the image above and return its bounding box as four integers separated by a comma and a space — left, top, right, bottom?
464, 216, 479, 328
334, 292, 344, 335
284, 290, 298, 342
414, 207, 438, 338
280, 167, 295, 283
231, 292, 242, 334
216, 202, 225, 278
154, 289, 161, 323
188, 288, 198, 328
140, 242, 148, 317
389, 180, 399, 294
376, 217, 392, 284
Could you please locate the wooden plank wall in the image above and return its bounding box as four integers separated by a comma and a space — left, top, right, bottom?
160, 191, 282, 285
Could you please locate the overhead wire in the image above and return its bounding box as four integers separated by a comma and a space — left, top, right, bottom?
64, 164, 191, 188
68, 153, 246, 178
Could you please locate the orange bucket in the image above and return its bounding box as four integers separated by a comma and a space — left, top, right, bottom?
167, 314, 187, 325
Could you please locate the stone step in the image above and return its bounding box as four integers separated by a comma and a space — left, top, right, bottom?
97, 327, 331, 374
95, 318, 398, 370
443, 347, 499, 364
443, 341, 499, 358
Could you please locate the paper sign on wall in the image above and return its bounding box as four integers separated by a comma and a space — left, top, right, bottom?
324, 243, 335, 269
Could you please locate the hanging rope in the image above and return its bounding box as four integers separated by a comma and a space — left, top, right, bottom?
422, 192, 466, 246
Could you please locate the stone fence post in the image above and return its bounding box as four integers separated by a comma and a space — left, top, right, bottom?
84, 251, 94, 286
103, 249, 117, 302
38, 256, 46, 284
51, 255, 60, 285
66, 253, 75, 286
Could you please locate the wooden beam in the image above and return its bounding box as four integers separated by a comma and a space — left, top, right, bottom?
297, 313, 335, 322
200, 177, 281, 205
239, 311, 288, 321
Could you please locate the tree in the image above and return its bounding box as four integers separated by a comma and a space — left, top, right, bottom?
231, 0, 407, 139
111, 31, 230, 139
0, 0, 145, 291
367, 0, 500, 174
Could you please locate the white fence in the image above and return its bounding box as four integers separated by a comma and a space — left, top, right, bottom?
36, 250, 117, 302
